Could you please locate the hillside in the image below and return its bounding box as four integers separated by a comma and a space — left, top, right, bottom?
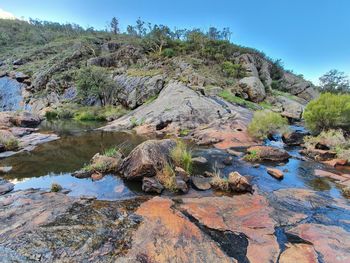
0, 18, 317, 121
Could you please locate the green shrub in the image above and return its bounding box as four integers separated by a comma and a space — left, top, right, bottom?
248, 110, 289, 139
221, 61, 245, 78
51, 183, 62, 192
45, 110, 58, 120
244, 149, 261, 162
76, 66, 115, 106
162, 48, 176, 58
171, 140, 192, 173
303, 93, 350, 134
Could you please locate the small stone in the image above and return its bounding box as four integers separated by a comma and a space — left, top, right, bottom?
228, 172, 253, 193
252, 164, 260, 168
191, 176, 211, 191
222, 156, 233, 166
175, 166, 190, 182
175, 177, 189, 193
267, 168, 284, 180
91, 172, 103, 181
342, 186, 350, 198
142, 177, 164, 194
192, 156, 208, 164
203, 171, 215, 177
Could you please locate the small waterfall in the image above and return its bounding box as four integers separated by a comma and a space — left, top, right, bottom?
0, 76, 25, 111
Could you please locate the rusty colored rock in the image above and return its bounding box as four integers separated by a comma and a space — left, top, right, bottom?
180, 194, 279, 263
267, 167, 284, 179
287, 224, 350, 263
279, 243, 318, 263
122, 197, 233, 262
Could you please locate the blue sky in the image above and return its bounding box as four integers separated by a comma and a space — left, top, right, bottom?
1, 0, 349, 84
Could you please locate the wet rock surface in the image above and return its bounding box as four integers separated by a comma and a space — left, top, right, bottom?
247, 145, 290, 162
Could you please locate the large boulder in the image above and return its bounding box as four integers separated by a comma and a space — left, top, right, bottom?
275, 96, 304, 120
247, 146, 290, 162
102, 82, 252, 134
120, 139, 176, 180
239, 76, 266, 103
281, 72, 319, 102
114, 74, 165, 109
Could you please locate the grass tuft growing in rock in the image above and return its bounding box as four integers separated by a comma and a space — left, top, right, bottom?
248, 110, 289, 140
244, 149, 261, 162
171, 140, 192, 173
103, 146, 120, 158
0, 131, 19, 151
157, 163, 177, 192
51, 183, 62, 192
210, 171, 229, 192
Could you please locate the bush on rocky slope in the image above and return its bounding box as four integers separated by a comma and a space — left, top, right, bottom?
303, 93, 350, 134
248, 110, 289, 139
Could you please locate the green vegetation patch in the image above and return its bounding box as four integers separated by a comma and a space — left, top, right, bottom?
171, 140, 193, 173
248, 110, 289, 140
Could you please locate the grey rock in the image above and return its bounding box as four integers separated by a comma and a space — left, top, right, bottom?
175, 177, 189, 193
192, 156, 208, 165
191, 176, 211, 191
114, 74, 165, 109
0, 179, 14, 195
239, 76, 266, 103
228, 172, 253, 193
142, 177, 164, 194
276, 95, 304, 120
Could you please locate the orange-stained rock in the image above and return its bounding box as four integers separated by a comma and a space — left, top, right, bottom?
279, 243, 318, 263
123, 197, 234, 263
323, 159, 348, 167
247, 146, 290, 162
267, 167, 284, 179
180, 194, 279, 263
287, 224, 350, 263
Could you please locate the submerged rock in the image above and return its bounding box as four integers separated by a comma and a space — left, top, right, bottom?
0, 166, 12, 173
192, 156, 208, 164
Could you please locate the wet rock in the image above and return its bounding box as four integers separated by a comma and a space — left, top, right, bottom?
314, 169, 350, 182
9, 127, 37, 137
0, 179, 14, 195
91, 172, 103, 181
239, 76, 266, 103
11, 111, 42, 127
175, 166, 190, 182
192, 156, 208, 164
120, 139, 176, 180
191, 176, 211, 190
72, 169, 93, 178
342, 186, 350, 198
0, 189, 147, 262
228, 171, 253, 193
180, 194, 279, 263
279, 243, 318, 263
121, 197, 233, 262
142, 177, 164, 194
247, 146, 290, 162
0, 166, 12, 173
226, 148, 244, 157
222, 156, 233, 165
287, 223, 350, 263
203, 171, 215, 177
267, 168, 284, 179
282, 130, 308, 146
